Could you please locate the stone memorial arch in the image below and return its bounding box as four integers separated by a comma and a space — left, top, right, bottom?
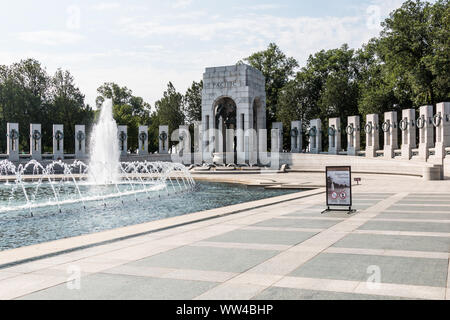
201, 64, 266, 165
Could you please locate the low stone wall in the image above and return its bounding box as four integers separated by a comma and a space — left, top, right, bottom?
3, 152, 444, 180
120, 154, 172, 162
279, 153, 442, 180
2, 153, 173, 165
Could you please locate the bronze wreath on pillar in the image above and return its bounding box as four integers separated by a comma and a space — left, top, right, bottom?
32, 130, 41, 141
346, 124, 355, 135
290, 128, 299, 138
55, 130, 64, 141
118, 131, 127, 142
139, 132, 148, 143
76, 131, 85, 142
328, 126, 336, 136
159, 131, 167, 141
416, 116, 425, 129
433, 113, 442, 128
8, 129, 19, 140
399, 118, 409, 131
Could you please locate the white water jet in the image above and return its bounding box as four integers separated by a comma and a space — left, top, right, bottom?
88, 100, 120, 184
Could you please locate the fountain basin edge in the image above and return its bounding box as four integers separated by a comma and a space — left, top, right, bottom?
0, 187, 324, 269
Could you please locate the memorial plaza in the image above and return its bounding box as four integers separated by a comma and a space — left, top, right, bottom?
0, 169, 449, 300
0, 63, 449, 301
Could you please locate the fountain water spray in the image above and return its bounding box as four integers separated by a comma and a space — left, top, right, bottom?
88, 99, 120, 184
0, 160, 195, 216
0, 101, 196, 216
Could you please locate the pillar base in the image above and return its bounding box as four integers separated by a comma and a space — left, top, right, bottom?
347, 148, 359, 156
423, 165, 443, 181
418, 144, 430, 162
8, 154, 19, 162
53, 154, 64, 161
328, 148, 339, 155
384, 147, 394, 159
212, 153, 224, 165
401, 145, 412, 160
434, 143, 446, 162
444, 157, 450, 180
31, 154, 42, 161
366, 147, 377, 158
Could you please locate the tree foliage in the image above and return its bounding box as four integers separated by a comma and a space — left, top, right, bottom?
0, 0, 448, 155
0, 59, 94, 153
183, 80, 203, 125
243, 43, 299, 123
154, 82, 185, 148
358, 0, 450, 116
96, 82, 152, 152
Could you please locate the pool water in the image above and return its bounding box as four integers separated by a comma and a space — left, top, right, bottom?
0, 182, 300, 251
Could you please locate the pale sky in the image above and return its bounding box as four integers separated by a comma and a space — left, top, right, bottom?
0, 0, 412, 109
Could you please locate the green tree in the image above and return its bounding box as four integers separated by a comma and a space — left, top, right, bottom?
0, 59, 50, 152
243, 43, 299, 124
96, 82, 152, 152
49, 69, 94, 153
374, 0, 450, 105
148, 111, 160, 153
356, 41, 406, 117
276, 45, 361, 150
154, 82, 184, 148
303, 44, 360, 120
0, 59, 94, 154
183, 80, 203, 124
277, 72, 321, 149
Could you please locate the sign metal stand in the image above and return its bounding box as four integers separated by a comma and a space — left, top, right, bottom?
321, 166, 356, 215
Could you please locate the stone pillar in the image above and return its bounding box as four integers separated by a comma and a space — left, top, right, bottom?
225, 129, 235, 165
270, 128, 280, 169
7, 123, 19, 162
237, 112, 252, 165
74, 125, 86, 159
248, 127, 257, 166
179, 125, 191, 164
435, 102, 450, 161
309, 119, 322, 154
417, 105, 434, 161
202, 114, 213, 163
328, 118, 340, 155
53, 124, 64, 160
158, 125, 169, 155
271, 122, 283, 153
383, 111, 398, 159
236, 113, 244, 164
138, 125, 149, 155
365, 114, 379, 158
290, 121, 302, 153
193, 121, 203, 164
400, 109, 416, 160
30, 123, 42, 161
346, 116, 360, 156
258, 129, 268, 167
218, 117, 224, 154
118, 125, 128, 156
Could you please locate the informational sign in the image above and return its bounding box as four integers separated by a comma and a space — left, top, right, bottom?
326, 166, 352, 207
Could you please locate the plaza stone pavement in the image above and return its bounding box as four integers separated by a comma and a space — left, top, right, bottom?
0, 172, 449, 300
